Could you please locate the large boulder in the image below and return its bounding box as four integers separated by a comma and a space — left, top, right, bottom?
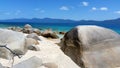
27, 33, 41, 41
22, 24, 41, 35
25, 38, 40, 51
0, 63, 4, 68
33, 28, 41, 36
60, 25, 120, 68
24, 24, 32, 28
41, 29, 59, 39
13, 56, 42, 68
22, 24, 33, 34
0, 29, 39, 60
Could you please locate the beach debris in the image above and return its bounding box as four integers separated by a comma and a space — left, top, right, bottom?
60, 25, 120, 68
13, 56, 42, 68
41, 29, 59, 39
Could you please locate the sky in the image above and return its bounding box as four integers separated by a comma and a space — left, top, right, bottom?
0, 0, 120, 20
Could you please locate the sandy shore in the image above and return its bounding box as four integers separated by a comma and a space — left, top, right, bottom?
0, 34, 80, 68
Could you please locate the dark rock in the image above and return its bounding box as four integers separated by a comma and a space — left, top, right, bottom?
33, 28, 41, 36
59, 25, 120, 68
59, 31, 66, 35
41, 29, 59, 39
22, 28, 33, 34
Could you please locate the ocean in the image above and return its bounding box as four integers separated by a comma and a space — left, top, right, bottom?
0, 22, 120, 34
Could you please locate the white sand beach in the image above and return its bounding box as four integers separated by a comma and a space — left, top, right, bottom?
0, 34, 80, 68
1, 25, 120, 68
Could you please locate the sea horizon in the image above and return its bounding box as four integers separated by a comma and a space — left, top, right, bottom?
0, 21, 120, 34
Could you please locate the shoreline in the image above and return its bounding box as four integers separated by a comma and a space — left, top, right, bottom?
1, 24, 120, 68
0, 23, 71, 32
0, 32, 79, 68
1, 23, 120, 35
1, 24, 66, 39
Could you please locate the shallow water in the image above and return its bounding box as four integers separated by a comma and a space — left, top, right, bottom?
0, 22, 120, 34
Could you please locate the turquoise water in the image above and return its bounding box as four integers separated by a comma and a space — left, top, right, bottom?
0, 23, 73, 32
0, 22, 120, 34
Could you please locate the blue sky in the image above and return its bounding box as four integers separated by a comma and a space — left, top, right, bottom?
0, 0, 120, 20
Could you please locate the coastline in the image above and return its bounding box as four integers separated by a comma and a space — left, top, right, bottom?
1, 24, 120, 68
0, 34, 79, 68
0, 24, 80, 68
0, 22, 120, 34
1, 24, 66, 39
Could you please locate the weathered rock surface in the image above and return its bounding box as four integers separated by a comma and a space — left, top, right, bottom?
60, 25, 120, 68
25, 38, 40, 51
0, 29, 39, 60
7, 24, 42, 36
33, 28, 41, 35
0, 63, 4, 68
0, 29, 26, 59
13, 56, 42, 68
43, 62, 58, 68
22, 24, 33, 34
0, 36, 79, 68
27, 33, 41, 40
24, 24, 32, 28
42, 29, 59, 39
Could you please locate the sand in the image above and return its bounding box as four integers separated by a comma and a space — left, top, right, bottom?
0, 35, 80, 68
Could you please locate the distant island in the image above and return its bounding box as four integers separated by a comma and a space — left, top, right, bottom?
0, 18, 120, 24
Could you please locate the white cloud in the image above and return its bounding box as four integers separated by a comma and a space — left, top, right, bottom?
92, 7, 97, 11
82, 1, 89, 6
60, 6, 69, 11
91, 7, 108, 11
100, 7, 108, 11
115, 11, 120, 14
